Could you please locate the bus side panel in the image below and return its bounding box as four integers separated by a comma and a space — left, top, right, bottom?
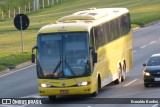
94, 32, 132, 87
124, 32, 133, 72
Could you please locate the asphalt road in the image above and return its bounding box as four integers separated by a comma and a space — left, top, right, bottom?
0, 23, 160, 107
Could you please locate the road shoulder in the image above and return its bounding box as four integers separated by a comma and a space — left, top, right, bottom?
0, 61, 32, 76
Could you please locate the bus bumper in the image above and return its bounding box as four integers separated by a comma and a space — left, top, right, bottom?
38, 85, 92, 96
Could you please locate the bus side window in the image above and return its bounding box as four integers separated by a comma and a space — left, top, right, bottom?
110, 20, 115, 41
90, 28, 95, 49
94, 26, 100, 48
121, 13, 130, 35
127, 13, 131, 32
103, 22, 109, 43
115, 18, 120, 38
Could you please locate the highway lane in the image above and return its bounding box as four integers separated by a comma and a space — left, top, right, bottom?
0, 23, 160, 107
0, 65, 38, 98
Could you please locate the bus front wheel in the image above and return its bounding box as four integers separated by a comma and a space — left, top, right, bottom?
91, 80, 99, 97
144, 83, 149, 87
48, 95, 56, 100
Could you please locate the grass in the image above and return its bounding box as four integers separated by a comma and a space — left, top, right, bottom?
0, 0, 160, 71
0, 52, 30, 70
0, 0, 61, 18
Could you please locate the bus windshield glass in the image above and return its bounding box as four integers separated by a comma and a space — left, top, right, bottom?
37, 32, 90, 79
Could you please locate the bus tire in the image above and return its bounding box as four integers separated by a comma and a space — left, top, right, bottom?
144, 83, 149, 87
91, 90, 98, 97
48, 95, 56, 100
121, 63, 126, 82
91, 79, 99, 97
114, 69, 122, 84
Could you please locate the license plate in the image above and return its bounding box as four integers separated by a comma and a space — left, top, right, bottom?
60, 90, 69, 94
154, 78, 160, 81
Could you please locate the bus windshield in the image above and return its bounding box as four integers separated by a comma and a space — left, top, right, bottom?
37, 32, 90, 79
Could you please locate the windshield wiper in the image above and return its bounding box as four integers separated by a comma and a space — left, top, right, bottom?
64, 60, 76, 76
53, 60, 62, 73
53, 40, 62, 74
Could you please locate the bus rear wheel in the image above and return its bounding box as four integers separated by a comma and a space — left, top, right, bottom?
114, 69, 122, 84
121, 63, 126, 82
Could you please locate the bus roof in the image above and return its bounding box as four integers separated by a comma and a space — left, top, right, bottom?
39, 8, 129, 34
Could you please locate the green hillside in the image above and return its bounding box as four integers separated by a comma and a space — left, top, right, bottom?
0, 0, 160, 71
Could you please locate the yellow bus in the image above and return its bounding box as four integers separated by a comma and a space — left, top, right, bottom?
32, 8, 132, 99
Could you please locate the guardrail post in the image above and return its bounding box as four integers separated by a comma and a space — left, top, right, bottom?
29, 2, 31, 13
48, 0, 50, 6
14, 8, 15, 17
24, 5, 26, 14
42, 0, 44, 9
2, 11, 4, 20
8, 10, 10, 18
33, 1, 35, 11
52, 0, 54, 5
19, 7, 21, 14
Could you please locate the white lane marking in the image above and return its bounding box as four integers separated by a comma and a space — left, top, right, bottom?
149, 41, 157, 45
21, 94, 44, 98
0, 64, 36, 78
123, 79, 138, 87
140, 45, 147, 49
21, 94, 40, 98
152, 104, 159, 107
133, 50, 137, 53
159, 38, 160, 40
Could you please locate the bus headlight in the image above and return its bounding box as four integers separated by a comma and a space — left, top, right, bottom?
40, 84, 51, 88
77, 81, 91, 86
143, 71, 150, 76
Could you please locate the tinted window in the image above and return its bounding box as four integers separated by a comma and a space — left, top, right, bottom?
147, 56, 160, 66
92, 12, 131, 49
37, 32, 90, 78
120, 13, 131, 35
94, 24, 105, 48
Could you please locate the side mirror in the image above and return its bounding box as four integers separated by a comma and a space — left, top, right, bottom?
31, 54, 36, 63
31, 46, 37, 63
90, 48, 97, 64
32, 46, 38, 53
89, 50, 97, 73
143, 63, 146, 67
93, 52, 97, 63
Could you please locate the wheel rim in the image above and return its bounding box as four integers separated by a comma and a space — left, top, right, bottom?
122, 64, 126, 81
119, 72, 122, 83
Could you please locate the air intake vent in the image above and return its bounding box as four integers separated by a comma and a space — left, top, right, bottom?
58, 9, 108, 22
58, 15, 96, 22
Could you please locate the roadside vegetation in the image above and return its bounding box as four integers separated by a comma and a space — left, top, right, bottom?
0, 0, 160, 71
